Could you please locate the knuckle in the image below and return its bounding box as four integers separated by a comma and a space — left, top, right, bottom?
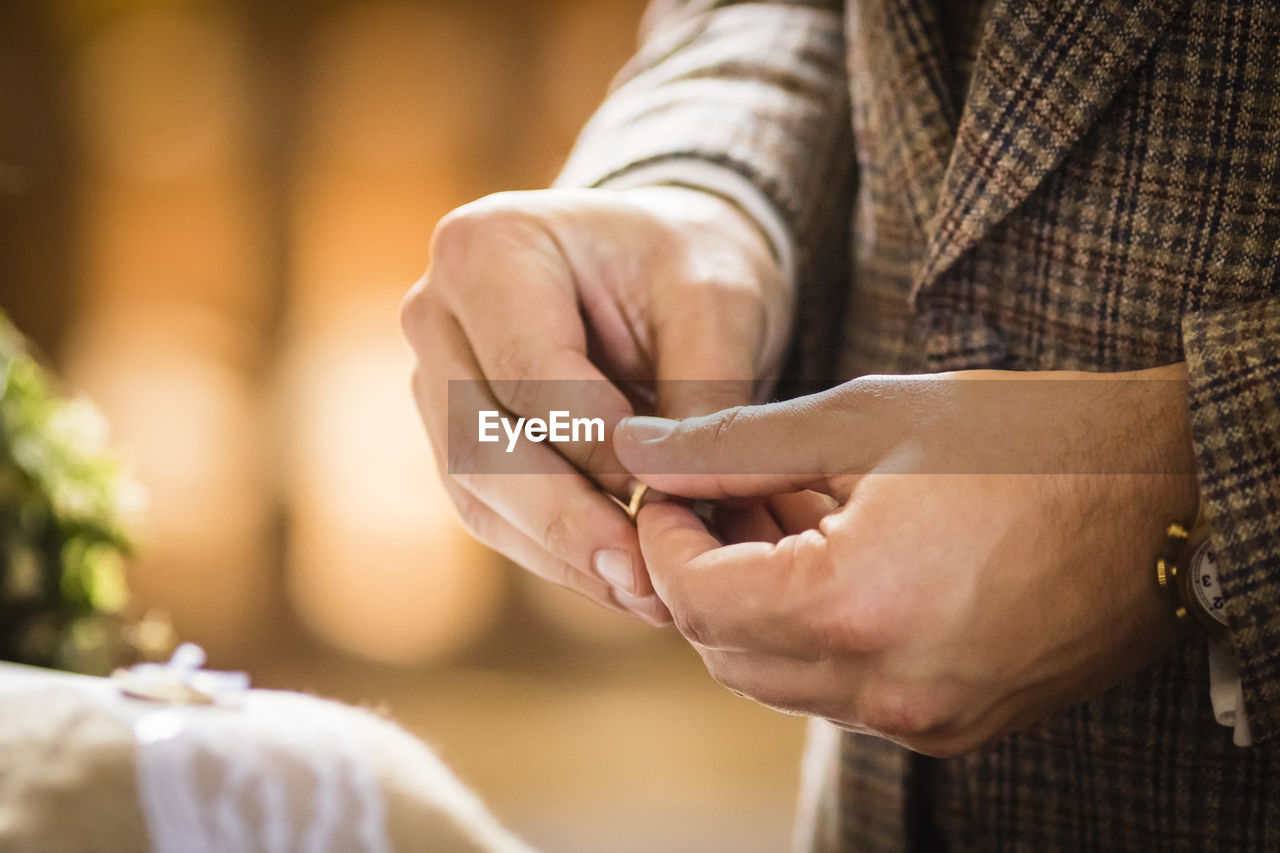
858, 690, 921, 740
857, 686, 951, 743
823, 587, 897, 654
539, 510, 576, 562
430, 192, 535, 269
449, 468, 481, 494
826, 610, 882, 656
446, 437, 485, 479
700, 654, 741, 693
578, 436, 619, 479
783, 528, 835, 585
493, 348, 532, 382
449, 488, 492, 545
489, 344, 538, 409
671, 605, 716, 650
398, 275, 436, 341
430, 201, 492, 266
708, 405, 747, 442
703, 663, 804, 716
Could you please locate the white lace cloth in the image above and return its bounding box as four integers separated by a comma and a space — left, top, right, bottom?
0, 653, 534, 853
0, 646, 392, 853
115, 645, 391, 851
133, 691, 391, 853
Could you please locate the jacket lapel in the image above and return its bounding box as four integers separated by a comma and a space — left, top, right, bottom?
849, 0, 961, 234
911, 0, 1187, 299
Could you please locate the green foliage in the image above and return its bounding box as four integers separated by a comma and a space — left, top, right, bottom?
0, 313, 139, 673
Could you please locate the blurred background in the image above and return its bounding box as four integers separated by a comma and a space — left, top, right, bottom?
0, 0, 805, 850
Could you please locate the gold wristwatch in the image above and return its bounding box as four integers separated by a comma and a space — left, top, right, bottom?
1156, 513, 1231, 650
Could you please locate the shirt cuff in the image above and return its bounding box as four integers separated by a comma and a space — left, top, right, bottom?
1209, 640, 1254, 747
595, 159, 797, 292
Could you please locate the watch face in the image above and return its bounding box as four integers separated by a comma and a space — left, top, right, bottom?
1188, 540, 1228, 627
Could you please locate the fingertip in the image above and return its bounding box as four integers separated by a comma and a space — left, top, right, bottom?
612, 588, 673, 626
635, 499, 705, 537
634, 501, 721, 584
612, 415, 678, 473
615, 415, 679, 443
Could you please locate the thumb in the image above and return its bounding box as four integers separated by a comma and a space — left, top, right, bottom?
613, 398, 839, 500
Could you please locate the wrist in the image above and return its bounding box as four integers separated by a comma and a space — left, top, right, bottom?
1141, 362, 1200, 527
1121, 362, 1201, 648
615, 185, 785, 289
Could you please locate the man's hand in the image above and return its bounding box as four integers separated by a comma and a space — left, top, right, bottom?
400, 186, 789, 624
613, 366, 1201, 753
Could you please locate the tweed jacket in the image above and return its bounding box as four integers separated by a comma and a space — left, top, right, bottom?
558, 0, 1280, 849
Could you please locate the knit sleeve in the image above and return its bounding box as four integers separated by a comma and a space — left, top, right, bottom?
555, 0, 855, 385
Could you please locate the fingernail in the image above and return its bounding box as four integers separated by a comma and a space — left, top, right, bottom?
612, 588, 668, 624
619, 416, 677, 443
593, 548, 635, 593
612, 588, 647, 608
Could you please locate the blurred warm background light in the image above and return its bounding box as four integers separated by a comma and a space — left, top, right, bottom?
281, 2, 507, 664
280, 296, 505, 665
0, 1, 805, 850
65, 4, 272, 658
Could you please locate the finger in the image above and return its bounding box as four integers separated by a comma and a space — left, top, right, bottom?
461, 469, 655, 597
445, 481, 670, 626
408, 292, 655, 599
612, 587, 673, 625
698, 648, 856, 721
766, 490, 838, 535
696, 491, 833, 548
614, 398, 846, 501
652, 280, 761, 419
431, 201, 633, 492
636, 501, 831, 656
713, 500, 786, 545
444, 480, 617, 610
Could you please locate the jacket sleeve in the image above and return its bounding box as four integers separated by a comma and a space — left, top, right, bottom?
1183, 298, 1280, 744
555, 0, 855, 387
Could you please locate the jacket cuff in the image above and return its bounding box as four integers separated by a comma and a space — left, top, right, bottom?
1182, 297, 1280, 744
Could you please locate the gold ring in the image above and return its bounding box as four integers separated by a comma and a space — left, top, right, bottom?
626, 483, 649, 520
609, 482, 651, 522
